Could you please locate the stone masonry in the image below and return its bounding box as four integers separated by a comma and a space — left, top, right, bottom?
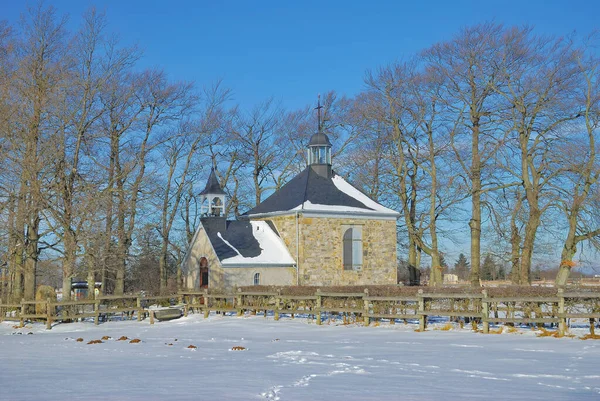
261, 215, 397, 286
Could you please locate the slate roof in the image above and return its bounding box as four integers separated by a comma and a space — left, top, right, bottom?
200, 168, 226, 195
243, 167, 399, 217
203, 219, 295, 266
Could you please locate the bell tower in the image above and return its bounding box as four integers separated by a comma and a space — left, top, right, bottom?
200, 168, 226, 217
199, 168, 227, 234
307, 95, 332, 178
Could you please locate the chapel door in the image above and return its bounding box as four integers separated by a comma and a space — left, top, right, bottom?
199, 257, 209, 288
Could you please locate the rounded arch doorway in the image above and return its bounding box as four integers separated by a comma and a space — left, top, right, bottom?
199, 257, 209, 288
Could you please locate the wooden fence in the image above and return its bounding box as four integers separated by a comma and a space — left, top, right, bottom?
2, 288, 599, 336
0, 294, 181, 329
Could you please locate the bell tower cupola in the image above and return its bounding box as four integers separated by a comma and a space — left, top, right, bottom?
307, 95, 332, 178
200, 168, 226, 217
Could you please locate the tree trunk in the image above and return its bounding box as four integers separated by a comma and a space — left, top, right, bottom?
23, 220, 39, 301
159, 240, 169, 294
555, 210, 579, 287
429, 250, 442, 287
101, 131, 117, 295
407, 239, 419, 286
61, 231, 77, 301
469, 118, 482, 287
469, 185, 482, 287
518, 209, 540, 285
87, 264, 95, 300
427, 126, 442, 287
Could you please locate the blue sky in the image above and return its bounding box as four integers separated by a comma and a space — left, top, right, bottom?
3, 1, 599, 268
3, 0, 599, 110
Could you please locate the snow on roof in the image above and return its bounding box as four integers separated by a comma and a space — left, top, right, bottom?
331, 174, 399, 215
292, 200, 394, 214
218, 221, 295, 266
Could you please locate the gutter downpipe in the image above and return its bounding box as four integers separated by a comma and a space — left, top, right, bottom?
296, 211, 300, 286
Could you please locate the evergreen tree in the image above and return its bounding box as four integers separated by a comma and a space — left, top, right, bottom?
439, 253, 449, 273
454, 253, 470, 281
497, 264, 506, 280
481, 254, 497, 280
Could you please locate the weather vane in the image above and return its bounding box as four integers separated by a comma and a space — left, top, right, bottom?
314, 94, 323, 132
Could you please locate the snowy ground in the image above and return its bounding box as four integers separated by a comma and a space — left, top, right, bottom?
1, 314, 599, 401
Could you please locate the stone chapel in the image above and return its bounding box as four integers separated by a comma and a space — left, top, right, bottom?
181, 107, 399, 290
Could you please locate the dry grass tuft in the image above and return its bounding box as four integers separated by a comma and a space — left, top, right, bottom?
506, 326, 519, 334
129, 338, 141, 344
272, 338, 280, 342
116, 336, 128, 341
187, 345, 197, 349
231, 346, 246, 351
166, 343, 173, 346
76, 338, 84, 342
536, 328, 559, 338
489, 327, 503, 334
101, 336, 111, 341
438, 323, 453, 331
87, 339, 103, 344
580, 334, 600, 340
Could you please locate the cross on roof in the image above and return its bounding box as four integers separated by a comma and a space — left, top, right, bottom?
314, 94, 323, 132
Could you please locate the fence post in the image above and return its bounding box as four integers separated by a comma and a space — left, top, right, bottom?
94, 300, 100, 325
45, 298, 52, 330
19, 298, 25, 328
149, 309, 155, 325
181, 294, 188, 317
274, 289, 281, 321
558, 288, 566, 337
203, 289, 209, 319
363, 289, 370, 327
418, 290, 426, 331
316, 289, 322, 325
236, 287, 243, 317
482, 290, 489, 334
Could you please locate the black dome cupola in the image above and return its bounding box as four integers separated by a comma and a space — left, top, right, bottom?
307, 95, 332, 178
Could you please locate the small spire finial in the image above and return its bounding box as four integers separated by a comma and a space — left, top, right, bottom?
314, 94, 323, 132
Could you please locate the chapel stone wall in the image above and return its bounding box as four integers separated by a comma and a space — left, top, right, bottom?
264, 215, 397, 286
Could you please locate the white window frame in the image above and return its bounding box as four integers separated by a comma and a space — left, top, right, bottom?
342, 225, 363, 271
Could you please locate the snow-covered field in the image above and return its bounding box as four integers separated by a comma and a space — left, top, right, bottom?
1, 314, 598, 401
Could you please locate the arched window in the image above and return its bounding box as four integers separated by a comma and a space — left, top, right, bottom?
199, 257, 209, 288
211, 196, 223, 216
253, 272, 260, 286
343, 226, 363, 270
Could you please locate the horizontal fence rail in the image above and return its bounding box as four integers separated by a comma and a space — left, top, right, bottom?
2, 288, 599, 336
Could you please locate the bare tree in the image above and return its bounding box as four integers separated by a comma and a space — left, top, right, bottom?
423, 23, 512, 286
10, 5, 68, 300
230, 98, 287, 206
555, 40, 600, 286
494, 30, 582, 284
110, 70, 195, 295
153, 82, 229, 292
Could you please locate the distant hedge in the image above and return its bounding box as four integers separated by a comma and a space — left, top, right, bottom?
235, 285, 600, 297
